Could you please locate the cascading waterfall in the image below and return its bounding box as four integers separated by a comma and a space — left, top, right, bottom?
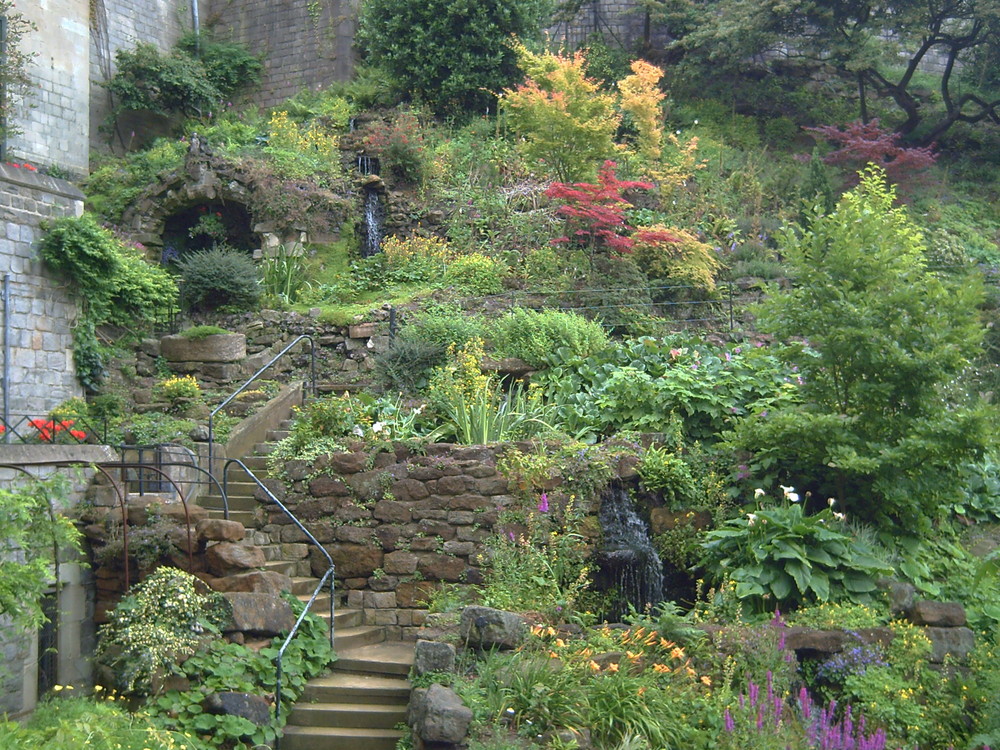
357, 154, 384, 257
596, 481, 664, 619
361, 188, 385, 257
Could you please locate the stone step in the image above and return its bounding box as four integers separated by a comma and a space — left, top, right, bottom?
260, 559, 306, 577
333, 641, 414, 677
288, 701, 406, 729
253, 442, 276, 455
241, 455, 270, 471
291, 576, 325, 596
332, 624, 387, 652
206, 509, 257, 526
265, 429, 290, 442
300, 672, 411, 705
278, 419, 295, 430
201, 493, 259, 511
280, 725, 402, 750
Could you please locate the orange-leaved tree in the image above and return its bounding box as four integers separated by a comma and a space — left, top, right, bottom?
501, 44, 621, 183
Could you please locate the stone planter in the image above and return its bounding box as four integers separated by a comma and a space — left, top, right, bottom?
160, 333, 247, 363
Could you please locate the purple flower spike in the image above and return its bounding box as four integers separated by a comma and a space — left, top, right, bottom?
538, 493, 549, 513
724, 708, 734, 733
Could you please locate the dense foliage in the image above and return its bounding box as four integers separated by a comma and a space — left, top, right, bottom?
356, 0, 550, 116
105, 34, 261, 121
0, 476, 82, 632
730, 167, 992, 529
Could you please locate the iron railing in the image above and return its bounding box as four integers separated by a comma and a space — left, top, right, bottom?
207, 335, 318, 474
221, 458, 335, 745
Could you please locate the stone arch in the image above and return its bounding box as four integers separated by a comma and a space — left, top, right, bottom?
120, 139, 277, 261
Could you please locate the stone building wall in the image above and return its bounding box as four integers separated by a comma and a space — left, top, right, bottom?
6, 0, 90, 177
0, 446, 116, 717
0, 165, 84, 419
206, 0, 357, 109
89, 0, 206, 153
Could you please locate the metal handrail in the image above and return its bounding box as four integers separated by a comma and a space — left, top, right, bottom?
220, 457, 335, 747
207, 335, 317, 474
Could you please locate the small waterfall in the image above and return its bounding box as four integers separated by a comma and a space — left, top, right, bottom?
596, 481, 664, 619
357, 154, 380, 175
361, 188, 385, 257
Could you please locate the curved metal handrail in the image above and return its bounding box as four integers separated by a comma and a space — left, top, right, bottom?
207, 334, 317, 474
221, 457, 335, 745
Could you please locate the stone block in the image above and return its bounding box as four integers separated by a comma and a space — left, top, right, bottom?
196, 519, 246, 543
408, 685, 472, 746
926, 626, 975, 663
210, 571, 293, 595
909, 601, 967, 627
385, 551, 419, 575
414, 640, 456, 676
223, 592, 295, 636
160, 333, 247, 363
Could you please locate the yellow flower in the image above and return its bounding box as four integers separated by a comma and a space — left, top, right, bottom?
588, 660, 601, 672
652, 663, 670, 673
700, 675, 712, 686
670, 647, 685, 660
607, 662, 620, 672
555, 638, 566, 648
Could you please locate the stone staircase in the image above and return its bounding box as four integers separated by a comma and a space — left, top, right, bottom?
282, 640, 414, 750
196, 418, 414, 750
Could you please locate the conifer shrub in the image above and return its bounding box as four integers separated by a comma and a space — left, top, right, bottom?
176, 245, 260, 313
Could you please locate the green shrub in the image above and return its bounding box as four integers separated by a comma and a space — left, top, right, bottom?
442, 253, 506, 296
398, 303, 487, 350
106, 35, 261, 120
97, 567, 230, 693
637, 444, 700, 508
0, 696, 195, 750
176, 245, 261, 312
0, 476, 81, 632
38, 214, 178, 389
488, 308, 610, 367
373, 337, 447, 393
739, 166, 992, 530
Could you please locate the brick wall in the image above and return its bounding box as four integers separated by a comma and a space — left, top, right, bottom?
0, 165, 85, 418
206, 0, 357, 109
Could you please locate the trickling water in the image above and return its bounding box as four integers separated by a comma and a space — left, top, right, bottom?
597, 481, 664, 618
361, 188, 385, 257
357, 154, 380, 175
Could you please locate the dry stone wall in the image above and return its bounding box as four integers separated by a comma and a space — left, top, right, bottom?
264, 443, 524, 640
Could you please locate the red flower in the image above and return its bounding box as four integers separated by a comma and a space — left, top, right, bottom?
0, 425, 5, 434
70, 430, 87, 441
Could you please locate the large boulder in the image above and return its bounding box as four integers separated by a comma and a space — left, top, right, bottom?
203, 692, 273, 726
206, 542, 265, 577
408, 684, 472, 746
459, 606, 526, 650
223, 592, 295, 636
414, 640, 456, 676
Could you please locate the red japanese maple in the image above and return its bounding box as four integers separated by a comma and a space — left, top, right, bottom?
545, 161, 660, 259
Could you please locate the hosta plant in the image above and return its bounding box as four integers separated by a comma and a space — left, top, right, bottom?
702, 488, 892, 612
